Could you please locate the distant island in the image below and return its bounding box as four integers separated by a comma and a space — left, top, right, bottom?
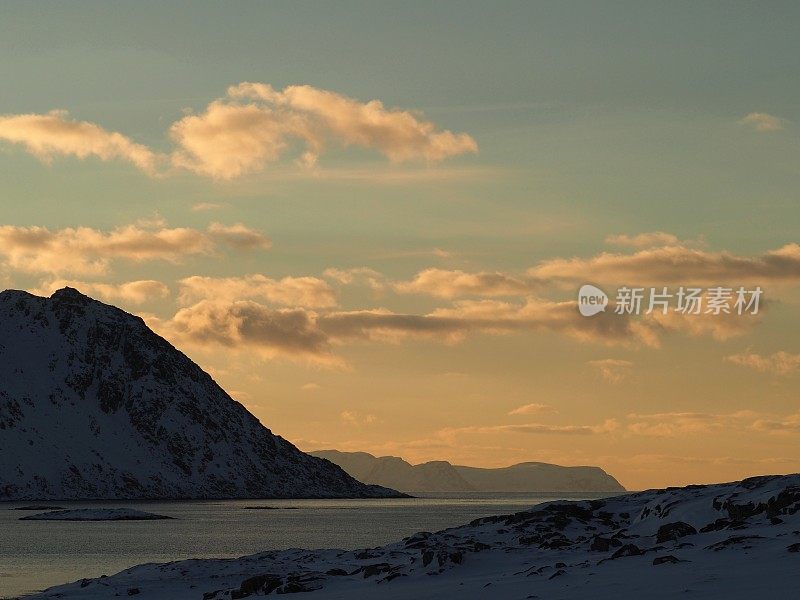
311, 450, 625, 493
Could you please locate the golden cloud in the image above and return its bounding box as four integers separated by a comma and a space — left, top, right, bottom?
0, 84, 477, 180
0, 222, 269, 276
171, 82, 478, 179
0, 110, 159, 174
738, 112, 786, 132
725, 351, 800, 375
177, 274, 336, 308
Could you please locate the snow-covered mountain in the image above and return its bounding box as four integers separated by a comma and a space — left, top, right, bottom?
0, 288, 402, 500
311, 450, 625, 493
28, 473, 800, 599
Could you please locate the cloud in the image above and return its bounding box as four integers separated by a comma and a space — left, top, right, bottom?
205, 222, 272, 250
340, 410, 377, 426
1, 84, 476, 181
0, 222, 269, 276
725, 351, 800, 375
30, 279, 169, 304
391, 243, 800, 301
751, 413, 800, 433
508, 403, 556, 416
318, 299, 647, 346
147, 300, 336, 365
323, 267, 386, 291
0, 110, 160, 174
625, 411, 762, 438
527, 243, 800, 286
153, 292, 758, 366
588, 358, 633, 383
394, 268, 536, 298
191, 202, 228, 212
605, 232, 682, 248
170, 82, 478, 179
177, 274, 336, 308
439, 419, 619, 437
738, 112, 786, 132
232, 83, 477, 162
627, 410, 800, 438
301, 383, 322, 392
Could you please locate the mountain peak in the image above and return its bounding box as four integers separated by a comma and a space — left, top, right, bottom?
50, 286, 92, 302
0, 290, 403, 500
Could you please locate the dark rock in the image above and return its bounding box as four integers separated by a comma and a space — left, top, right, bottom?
652, 555, 682, 565
656, 522, 697, 544
611, 544, 642, 559
231, 574, 282, 598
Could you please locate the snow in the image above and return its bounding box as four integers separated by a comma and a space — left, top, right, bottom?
0, 288, 402, 500
19, 508, 172, 521
25, 473, 800, 599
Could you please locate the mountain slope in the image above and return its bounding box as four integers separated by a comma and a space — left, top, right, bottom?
30, 473, 800, 599
0, 288, 402, 500
311, 450, 624, 493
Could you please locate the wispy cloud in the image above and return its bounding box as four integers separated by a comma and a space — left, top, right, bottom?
178, 274, 336, 308
171, 82, 477, 179
527, 243, 800, 286
388, 242, 800, 299
191, 202, 228, 212
0, 222, 269, 276
738, 112, 786, 132
439, 419, 619, 437
340, 410, 378, 426
588, 358, 633, 383
605, 231, 687, 249
394, 268, 536, 298
0, 110, 160, 174
508, 403, 556, 416
726, 351, 800, 375
0, 84, 477, 181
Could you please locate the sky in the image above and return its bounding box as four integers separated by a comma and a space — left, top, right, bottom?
1, 1, 799, 490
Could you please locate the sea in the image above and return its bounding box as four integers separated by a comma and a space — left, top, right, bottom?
0, 492, 612, 598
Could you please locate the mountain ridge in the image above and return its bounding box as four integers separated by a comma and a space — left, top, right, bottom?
0, 287, 403, 500
310, 450, 625, 493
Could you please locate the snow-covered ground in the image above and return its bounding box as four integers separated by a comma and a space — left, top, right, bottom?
19, 508, 172, 521
27, 473, 800, 599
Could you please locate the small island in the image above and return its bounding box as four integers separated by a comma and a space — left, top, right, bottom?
20, 508, 174, 521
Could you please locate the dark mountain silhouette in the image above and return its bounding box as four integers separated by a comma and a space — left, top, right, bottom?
311, 450, 625, 493
0, 288, 403, 500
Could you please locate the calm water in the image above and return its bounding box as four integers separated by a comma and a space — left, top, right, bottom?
0, 492, 610, 598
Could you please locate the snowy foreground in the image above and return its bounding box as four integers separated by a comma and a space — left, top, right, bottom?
28, 474, 800, 599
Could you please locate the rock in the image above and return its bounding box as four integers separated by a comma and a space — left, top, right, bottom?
231, 574, 282, 598
656, 522, 697, 543
611, 544, 642, 559
652, 555, 682, 565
